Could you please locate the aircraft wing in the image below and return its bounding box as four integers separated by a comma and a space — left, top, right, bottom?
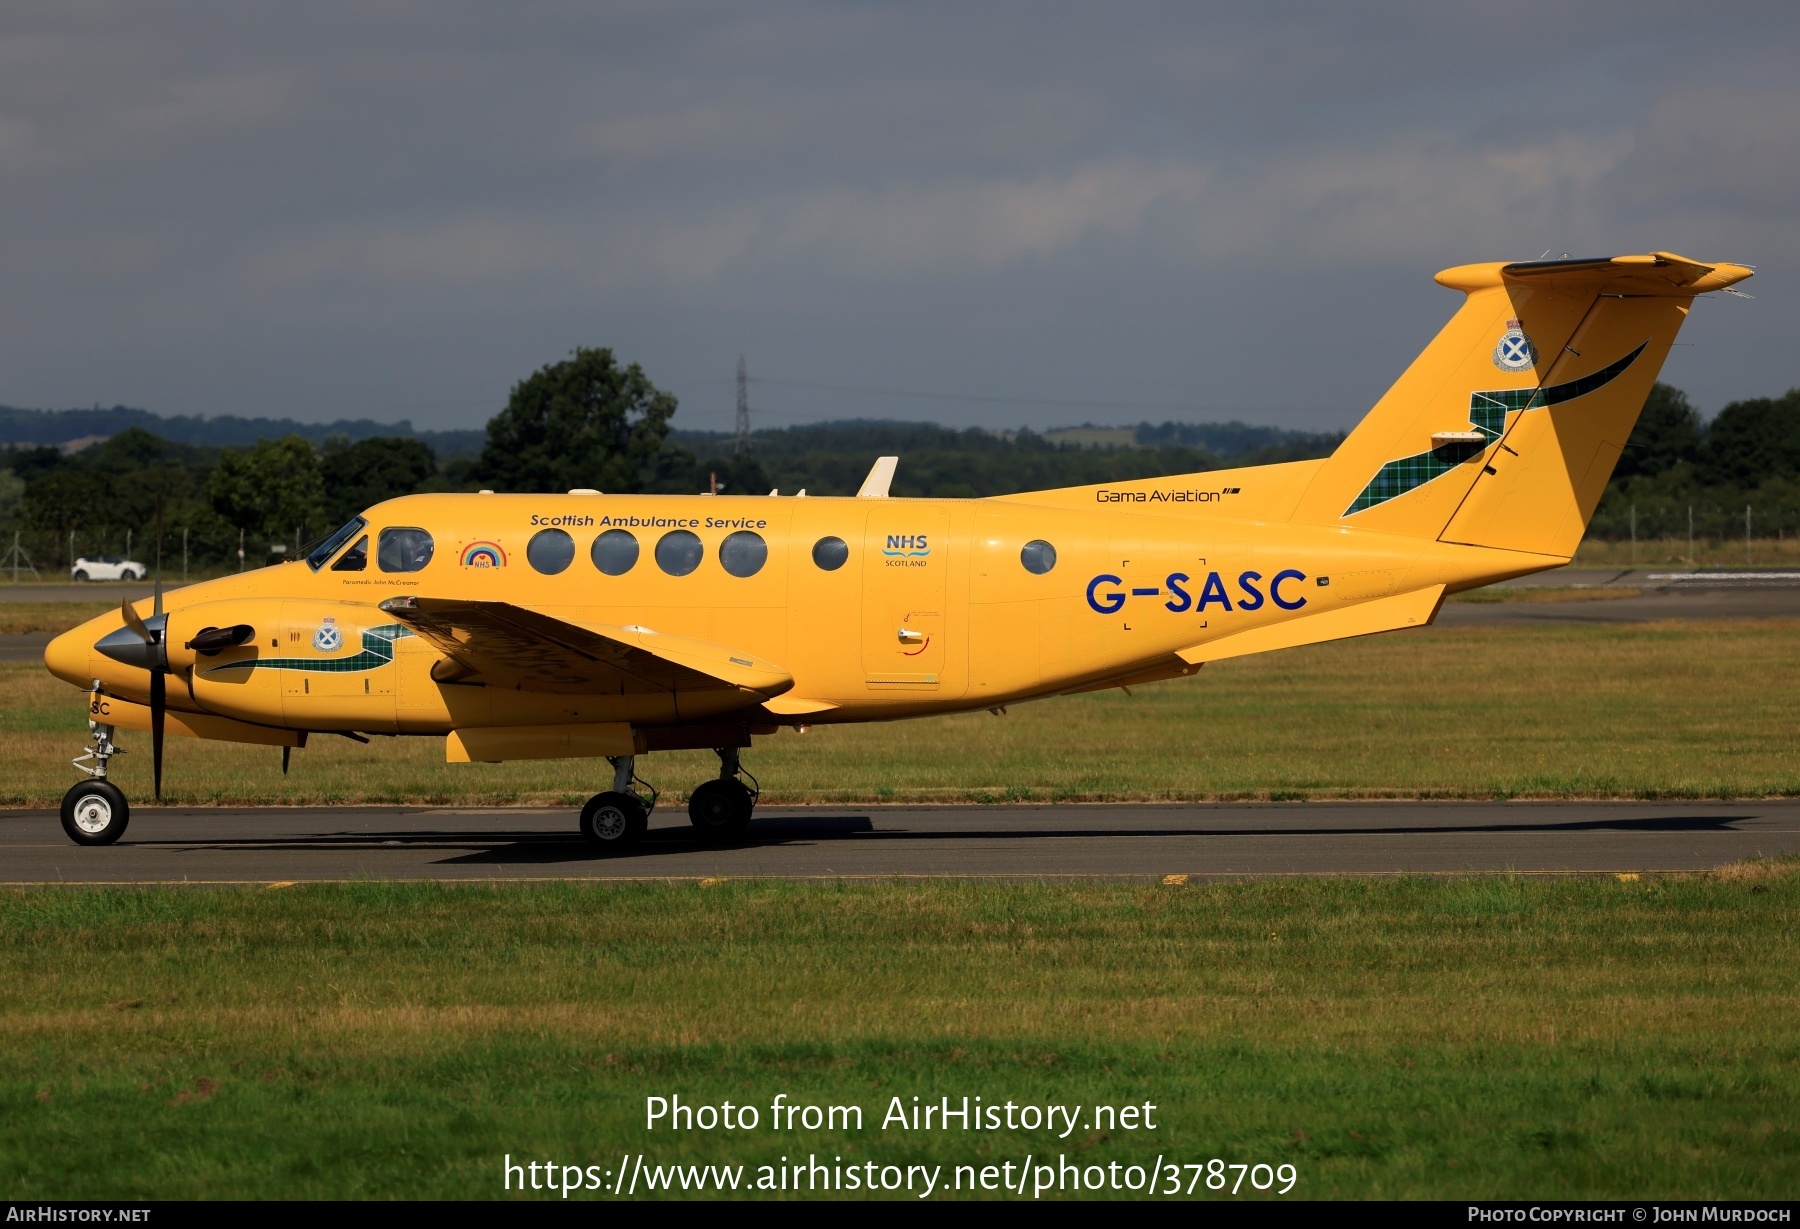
377, 596, 794, 699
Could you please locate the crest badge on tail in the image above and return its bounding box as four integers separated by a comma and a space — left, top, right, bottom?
1492, 319, 1536, 372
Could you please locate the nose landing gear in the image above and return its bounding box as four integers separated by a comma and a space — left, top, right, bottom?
580, 756, 657, 854
688, 746, 758, 841
62, 682, 130, 846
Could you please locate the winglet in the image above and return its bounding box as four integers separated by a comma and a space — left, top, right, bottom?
857, 456, 898, 498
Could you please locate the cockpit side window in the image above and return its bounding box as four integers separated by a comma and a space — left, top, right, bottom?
307, 517, 368, 571
378, 527, 435, 573
331, 535, 369, 571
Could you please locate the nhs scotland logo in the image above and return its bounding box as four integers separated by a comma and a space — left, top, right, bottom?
882, 534, 931, 558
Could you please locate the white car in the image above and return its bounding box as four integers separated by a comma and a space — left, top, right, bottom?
70, 556, 146, 582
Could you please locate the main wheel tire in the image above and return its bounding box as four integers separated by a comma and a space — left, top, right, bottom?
688, 778, 754, 839
580, 791, 647, 853
60, 780, 129, 846
72, 570, 88, 582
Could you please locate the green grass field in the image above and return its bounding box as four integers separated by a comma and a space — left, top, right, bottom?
0, 601, 112, 635
5, 618, 1799, 806
4, 870, 1796, 1199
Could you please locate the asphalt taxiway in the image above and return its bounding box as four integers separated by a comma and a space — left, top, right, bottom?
5, 800, 1797, 883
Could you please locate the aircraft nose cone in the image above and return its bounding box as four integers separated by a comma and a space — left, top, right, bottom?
94, 617, 164, 670
43, 625, 95, 686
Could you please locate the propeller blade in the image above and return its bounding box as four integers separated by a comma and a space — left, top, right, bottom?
150, 495, 167, 800
150, 669, 165, 802
282, 746, 291, 775
153, 497, 164, 618
120, 593, 151, 642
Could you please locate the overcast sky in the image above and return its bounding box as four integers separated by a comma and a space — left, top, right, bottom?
2, 3, 1795, 436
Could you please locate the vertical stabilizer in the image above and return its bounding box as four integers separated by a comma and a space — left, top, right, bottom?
1290, 253, 1752, 558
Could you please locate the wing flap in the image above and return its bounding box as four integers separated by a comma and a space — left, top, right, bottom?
378, 597, 793, 698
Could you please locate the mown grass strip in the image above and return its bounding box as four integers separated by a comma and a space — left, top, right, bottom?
3, 868, 1797, 1198
0, 601, 113, 635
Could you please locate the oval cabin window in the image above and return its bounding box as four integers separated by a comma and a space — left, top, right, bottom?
377, 527, 434, 573
718, 531, 768, 578
590, 529, 639, 576
1020, 539, 1057, 574
655, 530, 704, 576
812, 536, 849, 571
527, 528, 576, 575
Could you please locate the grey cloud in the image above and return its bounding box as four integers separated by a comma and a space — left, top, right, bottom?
1608, 85, 1800, 221
0, 2, 1796, 433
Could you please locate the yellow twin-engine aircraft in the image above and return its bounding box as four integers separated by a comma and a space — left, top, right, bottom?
44, 251, 1752, 849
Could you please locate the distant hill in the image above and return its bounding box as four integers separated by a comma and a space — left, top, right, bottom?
1128, 420, 1342, 455
672, 418, 1344, 460
665, 417, 1345, 499
1, 403, 1337, 466
0, 404, 486, 457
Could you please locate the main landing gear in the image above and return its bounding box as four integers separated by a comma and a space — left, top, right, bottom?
62, 685, 129, 846
687, 746, 758, 842
580, 756, 657, 854
578, 747, 760, 854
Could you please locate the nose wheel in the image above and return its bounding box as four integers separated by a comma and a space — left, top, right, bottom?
688, 746, 757, 840
62, 685, 131, 846
61, 780, 130, 846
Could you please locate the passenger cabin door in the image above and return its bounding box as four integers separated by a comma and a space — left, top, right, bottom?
862, 508, 951, 690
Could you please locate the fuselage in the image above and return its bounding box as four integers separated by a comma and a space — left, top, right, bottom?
46, 460, 1563, 741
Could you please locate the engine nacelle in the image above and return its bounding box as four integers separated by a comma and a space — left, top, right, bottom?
173, 598, 412, 731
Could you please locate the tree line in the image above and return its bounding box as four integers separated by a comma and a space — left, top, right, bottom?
1590, 384, 1800, 541
2, 345, 1793, 574
0, 429, 444, 572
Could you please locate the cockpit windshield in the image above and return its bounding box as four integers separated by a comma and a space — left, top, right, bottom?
307, 517, 368, 571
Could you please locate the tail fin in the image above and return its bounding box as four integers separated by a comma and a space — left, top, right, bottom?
1290, 252, 1752, 557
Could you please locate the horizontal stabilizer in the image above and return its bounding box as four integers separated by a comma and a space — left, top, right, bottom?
1436, 251, 1753, 296
378, 596, 794, 699
1176, 586, 1445, 665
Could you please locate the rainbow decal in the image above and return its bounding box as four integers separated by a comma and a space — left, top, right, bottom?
460, 541, 507, 569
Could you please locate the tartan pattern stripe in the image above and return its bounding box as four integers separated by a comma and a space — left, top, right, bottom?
1345, 342, 1647, 516
204, 624, 414, 676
